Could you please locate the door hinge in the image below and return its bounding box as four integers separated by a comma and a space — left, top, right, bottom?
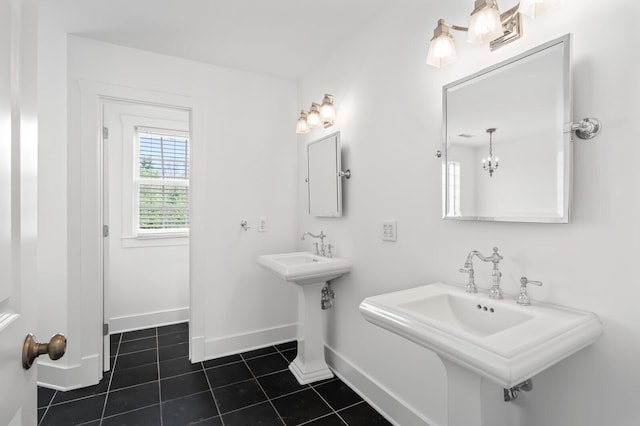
103, 323, 109, 336
102, 126, 109, 139
103, 225, 109, 237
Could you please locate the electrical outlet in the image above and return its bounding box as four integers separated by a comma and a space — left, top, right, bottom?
258, 217, 267, 232
381, 220, 397, 242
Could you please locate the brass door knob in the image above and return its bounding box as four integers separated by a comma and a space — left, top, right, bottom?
22, 333, 67, 370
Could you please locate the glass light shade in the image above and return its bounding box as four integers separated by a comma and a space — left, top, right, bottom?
296, 110, 310, 134
427, 33, 457, 68
467, 5, 504, 45
307, 104, 322, 129
319, 95, 336, 123
519, 0, 561, 17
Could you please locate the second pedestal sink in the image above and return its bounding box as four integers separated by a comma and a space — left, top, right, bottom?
360, 282, 602, 388
258, 252, 351, 384
360, 282, 602, 426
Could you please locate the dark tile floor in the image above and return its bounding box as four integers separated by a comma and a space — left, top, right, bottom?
38, 323, 391, 425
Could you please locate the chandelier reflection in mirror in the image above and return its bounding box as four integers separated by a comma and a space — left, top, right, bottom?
482, 128, 499, 177
426, 0, 561, 68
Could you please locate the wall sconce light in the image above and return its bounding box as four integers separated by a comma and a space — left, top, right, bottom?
307, 103, 322, 129
296, 110, 310, 134
482, 128, 499, 177
426, 0, 561, 68
296, 94, 336, 134
319, 94, 335, 125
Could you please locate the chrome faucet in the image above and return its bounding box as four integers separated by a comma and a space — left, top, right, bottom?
301, 231, 327, 256
460, 247, 504, 299
517, 277, 543, 305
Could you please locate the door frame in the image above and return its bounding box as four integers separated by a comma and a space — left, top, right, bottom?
100, 98, 191, 371
77, 81, 204, 383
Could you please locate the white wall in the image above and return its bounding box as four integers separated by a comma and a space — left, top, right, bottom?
297, 0, 640, 425
37, 32, 299, 387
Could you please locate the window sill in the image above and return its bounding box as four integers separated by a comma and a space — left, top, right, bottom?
121, 234, 189, 248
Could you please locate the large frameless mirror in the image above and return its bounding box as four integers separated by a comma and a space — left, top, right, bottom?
443, 34, 572, 223
307, 132, 343, 217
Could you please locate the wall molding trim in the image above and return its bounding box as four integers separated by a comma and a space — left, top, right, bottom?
109, 307, 189, 334
37, 353, 101, 391
203, 323, 297, 361
325, 345, 437, 426
73, 78, 205, 390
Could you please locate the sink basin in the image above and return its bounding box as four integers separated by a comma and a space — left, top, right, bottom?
360, 282, 602, 388
399, 293, 534, 338
257, 252, 351, 286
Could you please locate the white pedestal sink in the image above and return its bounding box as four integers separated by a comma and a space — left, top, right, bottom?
359, 282, 602, 426
258, 252, 351, 384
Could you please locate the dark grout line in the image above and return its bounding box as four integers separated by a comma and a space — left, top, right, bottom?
203, 363, 226, 426
98, 332, 120, 425
100, 402, 160, 423
155, 328, 164, 426
46, 391, 109, 408
238, 354, 286, 425
37, 389, 58, 426
306, 370, 350, 426
202, 358, 245, 370
296, 411, 340, 426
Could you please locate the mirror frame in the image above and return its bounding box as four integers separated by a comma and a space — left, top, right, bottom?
307, 131, 343, 217
442, 34, 572, 223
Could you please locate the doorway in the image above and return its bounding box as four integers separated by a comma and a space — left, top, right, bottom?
102, 100, 191, 371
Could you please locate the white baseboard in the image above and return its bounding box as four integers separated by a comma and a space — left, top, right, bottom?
37, 353, 101, 391
109, 307, 189, 333
203, 323, 297, 360
325, 345, 437, 426
191, 335, 206, 362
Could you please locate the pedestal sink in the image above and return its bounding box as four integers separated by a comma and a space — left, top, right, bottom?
258, 252, 351, 384
359, 282, 602, 426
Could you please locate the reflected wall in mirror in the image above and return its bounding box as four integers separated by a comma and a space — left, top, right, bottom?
443, 34, 571, 223
307, 132, 343, 217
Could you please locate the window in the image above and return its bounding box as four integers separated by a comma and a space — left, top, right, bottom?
135, 128, 190, 236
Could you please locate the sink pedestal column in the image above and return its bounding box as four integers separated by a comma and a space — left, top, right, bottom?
289, 281, 334, 385
441, 359, 483, 426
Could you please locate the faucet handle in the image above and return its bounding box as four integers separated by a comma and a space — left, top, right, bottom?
326, 244, 333, 258
459, 267, 477, 293
492, 246, 503, 261
520, 277, 543, 287
517, 277, 543, 305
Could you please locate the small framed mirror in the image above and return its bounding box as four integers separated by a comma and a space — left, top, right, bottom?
307, 132, 343, 217
443, 34, 572, 223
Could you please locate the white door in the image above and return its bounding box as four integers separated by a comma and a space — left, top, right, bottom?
102, 101, 190, 371
0, 0, 41, 424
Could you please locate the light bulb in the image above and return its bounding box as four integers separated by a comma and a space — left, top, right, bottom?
295, 110, 310, 134
467, 1, 504, 45
307, 103, 321, 129
319, 94, 335, 124
426, 20, 457, 68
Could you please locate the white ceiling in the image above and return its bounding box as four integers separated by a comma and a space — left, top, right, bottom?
40, 0, 392, 81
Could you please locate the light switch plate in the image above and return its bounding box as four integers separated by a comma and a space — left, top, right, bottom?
382, 220, 397, 242
258, 217, 267, 232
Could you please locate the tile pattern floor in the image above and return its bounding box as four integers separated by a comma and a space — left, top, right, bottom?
38, 323, 392, 425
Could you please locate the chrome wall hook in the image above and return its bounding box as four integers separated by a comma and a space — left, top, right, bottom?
572, 117, 602, 140
338, 169, 351, 179
240, 220, 251, 231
